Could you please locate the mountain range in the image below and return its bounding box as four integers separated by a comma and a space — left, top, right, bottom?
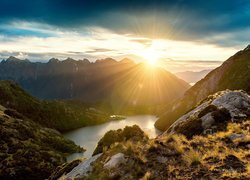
175, 69, 212, 84
0, 57, 190, 113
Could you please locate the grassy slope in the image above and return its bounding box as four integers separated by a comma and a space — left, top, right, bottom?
88, 120, 250, 179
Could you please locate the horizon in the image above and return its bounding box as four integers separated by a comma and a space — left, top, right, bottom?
1, 54, 225, 73
0, 0, 250, 72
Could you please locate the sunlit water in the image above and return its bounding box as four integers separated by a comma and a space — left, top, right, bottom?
64, 115, 161, 161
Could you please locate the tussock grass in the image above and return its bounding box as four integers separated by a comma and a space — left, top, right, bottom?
182, 148, 203, 166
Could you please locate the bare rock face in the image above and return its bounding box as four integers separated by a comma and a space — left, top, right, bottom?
104, 153, 125, 169
164, 90, 250, 138
211, 91, 250, 120
62, 153, 102, 180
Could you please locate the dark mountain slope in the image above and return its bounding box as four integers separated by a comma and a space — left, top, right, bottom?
0, 58, 190, 112
0, 80, 109, 132
155, 45, 250, 131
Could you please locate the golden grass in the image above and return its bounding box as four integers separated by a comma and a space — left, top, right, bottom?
182, 148, 203, 166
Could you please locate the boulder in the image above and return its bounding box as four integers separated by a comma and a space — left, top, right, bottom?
62, 153, 102, 180
104, 153, 125, 169
165, 90, 250, 138
48, 159, 82, 180
229, 133, 246, 141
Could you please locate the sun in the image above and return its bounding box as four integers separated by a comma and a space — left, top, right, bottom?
138, 46, 159, 66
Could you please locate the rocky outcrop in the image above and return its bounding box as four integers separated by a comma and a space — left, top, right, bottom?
155, 45, 250, 131
48, 159, 82, 180
164, 90, 250, 138
104, 153, 125, 169
61, 153, 102, 180
93, 125, 148, 155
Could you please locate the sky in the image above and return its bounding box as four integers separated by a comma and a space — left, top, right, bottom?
0, 0, 249, 72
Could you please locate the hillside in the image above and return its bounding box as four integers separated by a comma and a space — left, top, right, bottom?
0, 57, 190, 112
53, 90, 250, 179
155, 45, 250, 131
0, 80, 109, 132
0, 104, 84, 180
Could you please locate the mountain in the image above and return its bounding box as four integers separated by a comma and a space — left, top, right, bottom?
0, 57, 190, 113
155, 45, 250, 131
55, 90, 250, 179
175, 69, 212, 84
0, 80, 109, 132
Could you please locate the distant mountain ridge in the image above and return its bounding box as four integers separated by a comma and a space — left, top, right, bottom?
155, 45, 250, 131
175, 69, 212, 84
0, 57, 190, 112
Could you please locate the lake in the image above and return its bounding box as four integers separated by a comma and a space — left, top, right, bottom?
64, 115, 161, 161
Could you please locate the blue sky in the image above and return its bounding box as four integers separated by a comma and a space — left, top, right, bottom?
0, 0, 249, 71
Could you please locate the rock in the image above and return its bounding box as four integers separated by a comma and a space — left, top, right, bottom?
63, 153, 102, 180
156, 156, 168, 164
104, 153, 125, 169
201, 112, 214, 129
247, 144, 250, 149
229, 133, 246, 141
48, 159, 82, 180
220, 155, 246, 172
165, 90, 250, 138
211, 91, 250, 120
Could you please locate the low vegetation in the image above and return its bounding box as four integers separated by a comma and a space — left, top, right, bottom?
0, 105, 84, 180
86, 119, 250, 179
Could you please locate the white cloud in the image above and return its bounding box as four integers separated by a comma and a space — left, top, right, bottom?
0, 21, 241, 72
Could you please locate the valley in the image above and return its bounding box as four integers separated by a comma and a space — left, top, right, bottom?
0, 1, 250, 178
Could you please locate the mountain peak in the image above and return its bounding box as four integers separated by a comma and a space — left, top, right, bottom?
64, 57, 75, 62
95, 58, 117, 64
243, 44, 250, 51
6, 56, 21, 62
4, 56, 30, 63
48, 58, 60, 63
81, 58, 91, 64
120, 58, 134, 64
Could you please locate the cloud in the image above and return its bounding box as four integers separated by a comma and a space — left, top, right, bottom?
0, 0, 249, 47
85, 48, 114, 54
159, 59, 223, 73
0, 26, 240, 63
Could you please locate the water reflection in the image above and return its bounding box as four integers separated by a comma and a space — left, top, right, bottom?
64, 115, 161, 161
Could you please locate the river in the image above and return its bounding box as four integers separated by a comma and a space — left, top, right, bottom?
64, 115, 161, 161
